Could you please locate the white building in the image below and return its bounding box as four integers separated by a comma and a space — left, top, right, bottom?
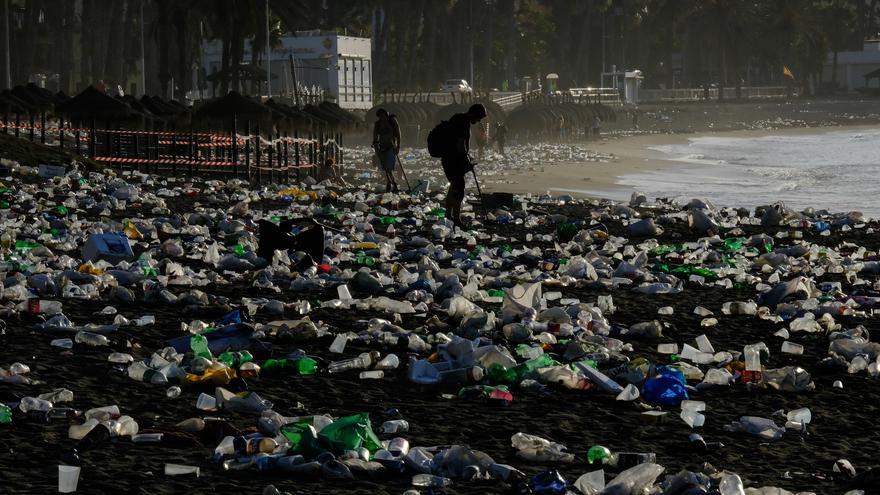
201, 31, 373, 110
823, 40, 880, 92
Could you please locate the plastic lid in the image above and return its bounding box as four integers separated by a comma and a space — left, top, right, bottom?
469, 366, 485, 382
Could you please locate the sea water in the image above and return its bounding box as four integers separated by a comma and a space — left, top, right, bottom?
611, 127, 880, 216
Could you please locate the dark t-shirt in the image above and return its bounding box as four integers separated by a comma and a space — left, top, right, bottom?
448, 113, 471, 157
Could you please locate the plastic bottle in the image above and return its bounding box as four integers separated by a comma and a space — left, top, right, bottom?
587, 445, 611, 464
190, 334, 212, 359
127, 361, 169, 385
0, 404, 12, 423
375, 354, 400, 370
50, 338, 73, 349
218, 350, 253, 368
75, 331, 109, 347
412, 474, 452, 488
327, 352, 379, 373
108, 352, 134, 364
381, 419, 409, 434
438, 365, 484, 384
19, 397, 53, 413
388, 437, 409, 457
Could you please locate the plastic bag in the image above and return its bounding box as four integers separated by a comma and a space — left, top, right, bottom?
601, 463, 664, 495
641, 374, 688, 406
317, 412, 383, 454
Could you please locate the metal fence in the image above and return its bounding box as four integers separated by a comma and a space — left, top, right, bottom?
639, 86, 798, 103
0, 116, 344, 184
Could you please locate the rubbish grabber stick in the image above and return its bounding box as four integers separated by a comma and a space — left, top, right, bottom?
395, 151, 412, 193
470, 168, 488, 217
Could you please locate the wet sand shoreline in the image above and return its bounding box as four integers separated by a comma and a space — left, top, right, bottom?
488, 123, 880, 202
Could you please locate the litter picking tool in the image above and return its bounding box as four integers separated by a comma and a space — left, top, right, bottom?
394, 151, 413, 193
470, 167, 488, 217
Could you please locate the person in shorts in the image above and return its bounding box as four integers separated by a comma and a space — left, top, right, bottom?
372, 108, 401, 192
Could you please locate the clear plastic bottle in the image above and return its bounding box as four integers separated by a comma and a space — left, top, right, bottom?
19, 396, 52, 413
412, 474, 452, 488
127, 361, 168, 384
381, 419, 409, 434
375, 354, 400, 370
75, 331, 109, 347
327, 352, 379, 373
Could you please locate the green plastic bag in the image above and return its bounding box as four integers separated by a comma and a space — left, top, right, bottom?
317, 413, 383, 454
280, 419, 320, 456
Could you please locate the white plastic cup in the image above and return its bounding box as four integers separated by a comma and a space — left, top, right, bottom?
781, 341, 804, 355
329, 334, 348, 354
58, 465, 81, 493
337, 284, 352, 302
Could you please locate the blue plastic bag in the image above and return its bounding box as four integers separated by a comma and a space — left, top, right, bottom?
641, 375, 689, 406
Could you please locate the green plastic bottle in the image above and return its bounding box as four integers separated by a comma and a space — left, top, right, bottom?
556, 223, 578, 242
14, 240, 40, 252
218, 351, 252, 367
234, 243, 246, 257
486, 363, 516, 384
0, 404, 12, 424
487, 289, 505, 298
356, 251, 375, 266
190, 334, 213, 360
262, 357, 317, 375
380, 216, 397, 225
296, 357, 318, 375
587, 445, 611, 464
723, 238, 744, 252
261, 358, 289, 371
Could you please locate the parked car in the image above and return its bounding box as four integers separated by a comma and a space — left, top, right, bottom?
440, 79, 473, 93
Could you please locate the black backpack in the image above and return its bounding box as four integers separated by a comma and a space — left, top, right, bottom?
427, 120, 456, 158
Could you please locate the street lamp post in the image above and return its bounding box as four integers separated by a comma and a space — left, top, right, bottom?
265, 0, 271, 97
140, 0, 146, 95
4, 0, 11, 88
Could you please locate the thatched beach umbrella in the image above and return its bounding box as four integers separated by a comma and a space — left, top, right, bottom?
0, 92, 29, 114
12, 84, 54, 111
53, 91, 71, 106
195, 91, 270, 121
56, 86, 132, 121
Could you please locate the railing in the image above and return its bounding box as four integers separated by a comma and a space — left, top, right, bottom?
0, 117, 344, 184
493, 93, 524, 109
381, 91, 524, 107
639, 86, 799, 102
568, 87, 622, 105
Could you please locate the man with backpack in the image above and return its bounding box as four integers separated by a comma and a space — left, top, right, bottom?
372, 108, 401, 193
427, 103, 488, 229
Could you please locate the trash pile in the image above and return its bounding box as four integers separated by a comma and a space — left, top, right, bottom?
2, 158, 880, 494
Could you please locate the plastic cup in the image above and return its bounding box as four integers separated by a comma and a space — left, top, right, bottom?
58, 465, 81, 493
